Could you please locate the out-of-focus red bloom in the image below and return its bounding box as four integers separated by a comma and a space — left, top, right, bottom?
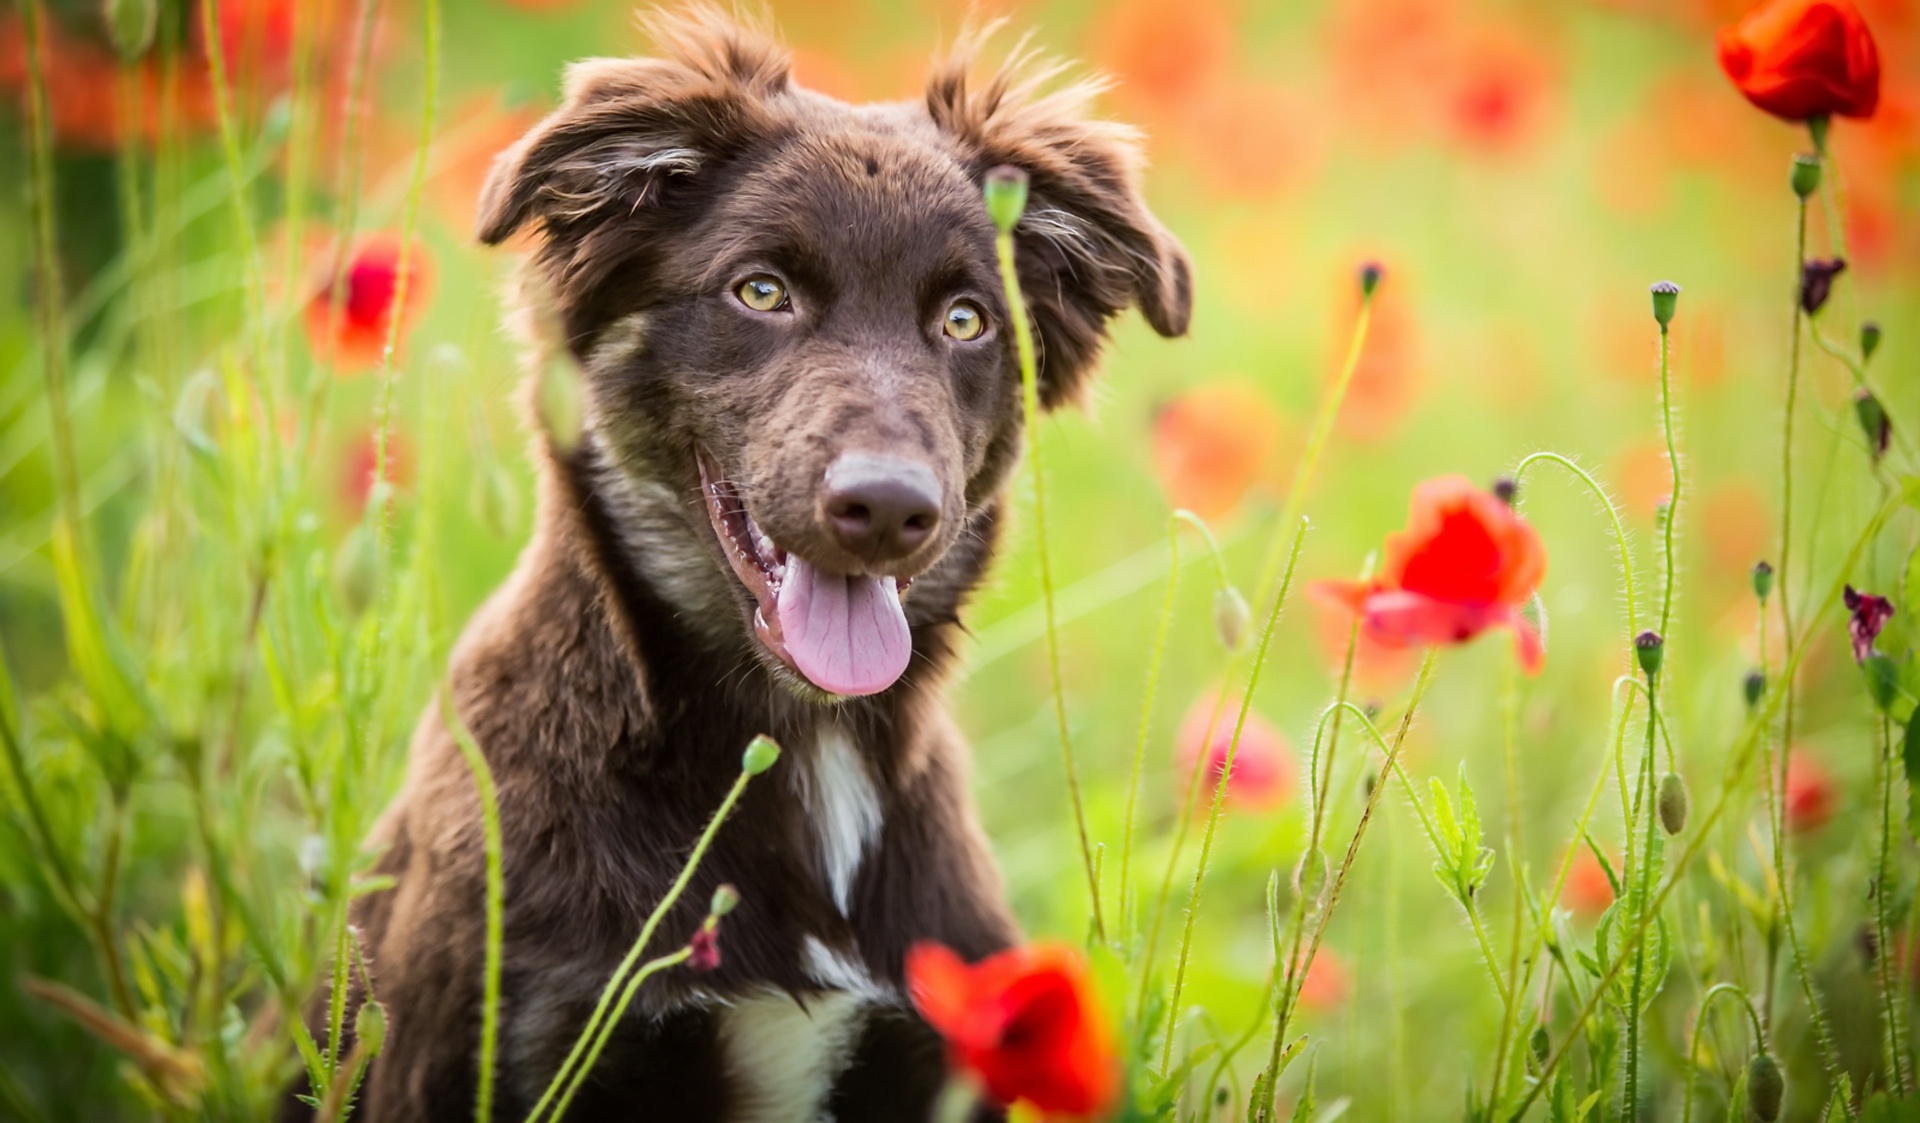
1292, 947, 1350, 1011
340, 428, 410, 512
1564, 848, 1617, 917
1310, 476, 1549, 673
687, 927, 721, 973
1444, 28, 1556, 156
1785, 752, 1835, 832
1717, 0, 1881, 120
1314, 593, 1419, 693
212, 0, 298, 84
1150, 382, 1285, 522
1093, 0, 1233, 122
906, 942, 1119, 1118
306, 236, 432, 371
1175, 692, 1296, 813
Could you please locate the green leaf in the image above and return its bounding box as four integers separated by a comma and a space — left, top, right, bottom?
1287, 1051, 1317, 1123
1904, 706, 1920, 840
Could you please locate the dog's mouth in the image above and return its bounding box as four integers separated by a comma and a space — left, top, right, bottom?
697, 451, 914, 697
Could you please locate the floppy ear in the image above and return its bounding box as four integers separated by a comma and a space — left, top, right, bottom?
475, 7, 788, 259
927, 41, 1193, 409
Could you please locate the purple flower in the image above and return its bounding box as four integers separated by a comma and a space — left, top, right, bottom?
1844, 585, 1894, 663
1800, 258, 1847, 316
689, 927, 721, 973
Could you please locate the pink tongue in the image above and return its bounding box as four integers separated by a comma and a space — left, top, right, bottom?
775, 555, 912, 696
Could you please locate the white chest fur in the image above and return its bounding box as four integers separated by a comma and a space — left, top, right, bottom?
718, 990, 868, 1123
794, 725, 883, 915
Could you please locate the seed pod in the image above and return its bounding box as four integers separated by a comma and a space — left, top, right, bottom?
1491, 475, 1517, 505
1747, 1050, 1785, 1122
1213, 586, 1252, 652
1743, 669, 1766, 709
1634, 631, 1665, 679
1358, 260, 1384, 298
1751, 561, 1775, 603
741, 734, 782, 776
332, 525, 379, 617
983, 166, 1029, 235
1649, 280, 1680, 330
1657, 771, 1689, 835
710, 883, 741, 918
1791, 153, 1821, 199
1855, 390, 1891, 463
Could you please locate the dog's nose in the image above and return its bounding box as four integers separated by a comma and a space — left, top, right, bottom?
822, 454, 942, 562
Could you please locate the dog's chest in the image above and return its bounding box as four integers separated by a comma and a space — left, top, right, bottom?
793, 724, 883, 915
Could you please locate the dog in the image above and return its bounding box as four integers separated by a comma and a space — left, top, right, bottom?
293, 7, 1190, 1120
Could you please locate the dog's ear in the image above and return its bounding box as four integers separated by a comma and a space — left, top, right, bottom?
927, 40, 1193, 409
476, 6, 788, 249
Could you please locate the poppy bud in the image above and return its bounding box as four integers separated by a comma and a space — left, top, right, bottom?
1855, 391, 1891, 462
104, 0, 157, 61
1791, 154, 1821, 199
354, 998, 388, 1057
1799, 258, 1847, 316
983, 166, 1029, 235
1492, 476, 1517, 505
1358, 261, 1384, 298
333, 525, 379, 617
710, 883, 741, 918
1747, 1050, 1785, 1122
1529, 1024, 1550, 1069
471, 461, 524, 538
1634, 631, 1665, 678
741, 734, 781, 776
1744, 669, 1766, 709
1294, 847, 1329, 907
1861, 321, 1882, 364
1649, 280, 1681, 330
1752, 560, 1774, 603
1657, 771, 1689, 835
1213, 586, 1252, 652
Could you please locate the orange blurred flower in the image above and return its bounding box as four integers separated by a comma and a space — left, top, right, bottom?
1292, 947, 1350, 1011
1784, 752, 1836, 832
906, 942, 1119, 1118
1718, 0, 1881, 120
306, 235, 433, 371
1311, 476, 1549, 672
1092, 0, 1234, 122
1314, 593, 1419, 693
1150, 382, 1284, 522
1564, 848, 1617, 917
1444, 27, 1556, 156
1175, 692, 1296, 813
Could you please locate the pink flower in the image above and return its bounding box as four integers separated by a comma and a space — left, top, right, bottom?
1175, 693, 1295, 813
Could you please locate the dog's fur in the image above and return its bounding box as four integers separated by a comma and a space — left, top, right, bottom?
291, 8, 1189, 1120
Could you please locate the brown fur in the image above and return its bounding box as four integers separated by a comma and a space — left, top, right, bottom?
288, 8, 1189, 1121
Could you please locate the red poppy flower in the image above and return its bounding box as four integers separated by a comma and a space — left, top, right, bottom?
1310, 475, 1549, 673
1844, 585, 1894, 663
1785, 752, 1835, 832
1565, 849, 1617, 918
1174, 692, 1295, 813
306, 236, 432, 371
906, 942, 1118, 1118
1292, 947, 1349, 1012
1150, 382, 1285, 522
1717, 0, 1881, 121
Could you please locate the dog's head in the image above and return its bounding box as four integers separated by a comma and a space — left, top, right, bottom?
480, 7, 1190, 699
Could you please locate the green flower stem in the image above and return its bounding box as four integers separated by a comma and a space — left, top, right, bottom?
1510, 451, 1639, 648
20, 0, 81, 532
1159, 518, 1307, 1076
1681, 983, 1766, 1123
993, 225, 1104, 943
1117, 515, 1183, 944
1487, 657, 1526, 1106
1655, 321, 1680, 643
441, 689, 504, 1123
1262, 653, 1439, 1120
547, 948, 694, 1119
1875, 712, 1909, 1094
1623, 669, 1662, 1121
526, 761, 759, 1123
199, 0, 272, 411
1508, 490, 1898, 1121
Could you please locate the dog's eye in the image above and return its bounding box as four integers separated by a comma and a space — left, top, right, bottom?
736, 276, 789, 313
943, 301, 985, 342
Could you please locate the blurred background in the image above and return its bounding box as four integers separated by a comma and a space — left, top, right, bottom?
1, 0, 1917, 1118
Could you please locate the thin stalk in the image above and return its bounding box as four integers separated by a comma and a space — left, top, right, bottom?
1264, 652, 1440, 1119
1488, 657, 1525, 1105
993, 224, 1104, 942
1117, 515, 1182, 942
199, 0, 272, 405
1680, 983, 1765, 1123
1509, 491, 1897, 1120
20, 0, 81, 526
1158, 518, 1308, 1076
1655, 320, 1680, 642
1623, 670, 1662, 1121
526, 765, 758, 1123
442, 690, 505, 1122
1875, 712, 1908, 1093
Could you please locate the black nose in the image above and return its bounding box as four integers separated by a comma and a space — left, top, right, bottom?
822, 454, 942, 563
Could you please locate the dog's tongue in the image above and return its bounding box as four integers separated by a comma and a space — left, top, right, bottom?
775, 556, 912, 696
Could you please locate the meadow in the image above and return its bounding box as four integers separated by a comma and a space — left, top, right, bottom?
1, 0, 1918, 1119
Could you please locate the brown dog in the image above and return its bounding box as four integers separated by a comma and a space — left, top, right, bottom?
295, 7, 1189, 1120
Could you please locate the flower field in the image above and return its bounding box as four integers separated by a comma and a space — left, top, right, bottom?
1, 0, 1918, 1120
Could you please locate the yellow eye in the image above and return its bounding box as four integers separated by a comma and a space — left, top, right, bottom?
943, 301, 985, 341
736, 276, 788, 313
